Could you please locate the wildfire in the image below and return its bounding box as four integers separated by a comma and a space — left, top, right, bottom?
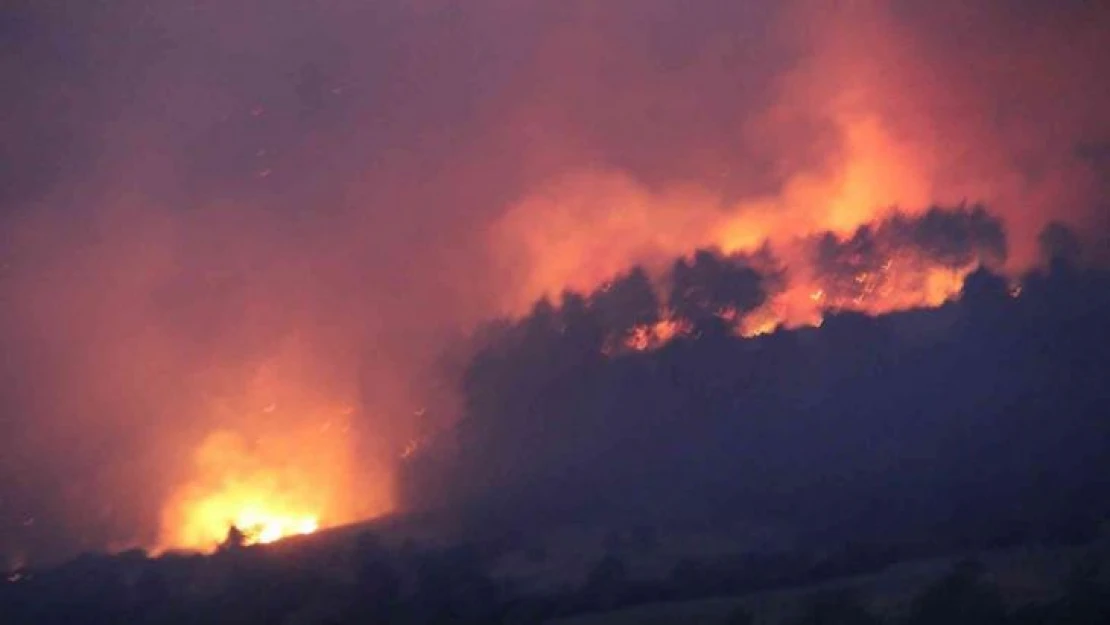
153, 350, 398, 554
592, 206, 1001, 356
489, 33, 1047, 339
176, 486, 321, 549
738, 310, 782, 338
231, 508, 319, 546
622, 310, 692, 352
159, 409, 377, 552
158, 429, 329, 551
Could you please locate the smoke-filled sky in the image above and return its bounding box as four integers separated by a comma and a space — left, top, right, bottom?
1, 0, 1107, 563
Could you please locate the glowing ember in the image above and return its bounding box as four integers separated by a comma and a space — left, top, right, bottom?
401, 438, 421, 459
738, 313, 781, 338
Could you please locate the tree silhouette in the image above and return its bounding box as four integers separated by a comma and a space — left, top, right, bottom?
219, 525, 247, 552
906, 560, 1006, 625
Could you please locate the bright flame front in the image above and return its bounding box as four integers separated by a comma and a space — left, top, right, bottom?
157, 357, 396, 554
177, 488, 321, 548
160, 423, 359, 552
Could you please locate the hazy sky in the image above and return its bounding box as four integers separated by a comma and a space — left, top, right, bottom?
0, 0, 1107, 563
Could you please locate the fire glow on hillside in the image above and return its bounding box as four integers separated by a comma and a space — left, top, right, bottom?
0, 0, 1106, 564
156, 378, 389, 552
159, 430, 330, 551
578, 203, 1006, 356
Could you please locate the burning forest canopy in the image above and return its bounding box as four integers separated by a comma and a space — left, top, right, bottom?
398, 246, 1110, 550
0, 0, 1109, 565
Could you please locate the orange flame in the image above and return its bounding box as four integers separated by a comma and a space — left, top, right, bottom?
596, 232, 986, 353
154, 349, 396, 553
158, 429, 334, 551
621, 310, 693, 352
157, 400, 388, 552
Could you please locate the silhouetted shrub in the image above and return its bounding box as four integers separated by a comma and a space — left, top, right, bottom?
630, 524, 660, 553
906, 560, 1006, 625
603, 529, 625, 554
524, 541, 548, 564
352, 532, 401, 621
791, 591, 882, 625
583, 554, 629, 611
725, 605, 756, 625
410, 544, 501, 624
1052, 555, 1110, 624
218, 525, 247, 552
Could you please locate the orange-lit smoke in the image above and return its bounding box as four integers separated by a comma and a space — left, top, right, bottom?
491, 1, 1109, 329
494, 119, 936, 328
492, 126, 983, 339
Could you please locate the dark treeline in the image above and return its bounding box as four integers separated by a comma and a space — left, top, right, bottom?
402, 211, 1110, 552
2, 524, 1109, 624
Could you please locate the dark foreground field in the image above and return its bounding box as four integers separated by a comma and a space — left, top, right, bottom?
3, 515, 1110, 625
